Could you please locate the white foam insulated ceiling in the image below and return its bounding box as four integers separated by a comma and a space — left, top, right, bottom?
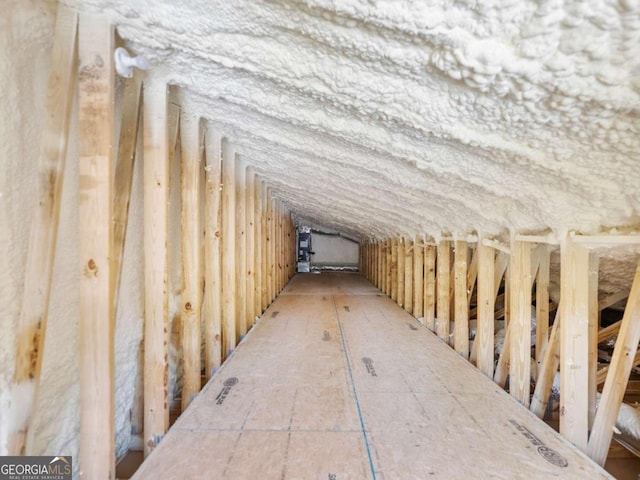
68, 0, 640, 244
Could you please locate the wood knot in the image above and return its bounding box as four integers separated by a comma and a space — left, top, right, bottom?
185, 302, 192, 311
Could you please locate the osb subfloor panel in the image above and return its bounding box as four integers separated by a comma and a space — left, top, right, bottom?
133, 272, 612, 480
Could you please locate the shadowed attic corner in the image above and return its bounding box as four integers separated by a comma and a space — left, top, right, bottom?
1, 1, 640, 479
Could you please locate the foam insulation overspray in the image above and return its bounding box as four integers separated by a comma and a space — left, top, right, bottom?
71, 0, 640, 240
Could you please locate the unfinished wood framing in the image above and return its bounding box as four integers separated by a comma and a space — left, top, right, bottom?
436, 240, 451, 342
254, 177, 263, 319
559, 235, 592, 450
246, 167, 256, 329
404, 238, 413, 313
180, 115, 202, 411
386, 240, 393, 296
588, 258, 640, 465
413, 236, 424, 318
454, 240, 469, 358
78, 14, 115, 477
221, 140, 237, 358
530, 310, 561, 418
397, 238, 405, 307
203, 130, 222, 378
143, 80, 171, 457
390, 238, 398, 302
535, 246, 551, 363
12, 4, 78, 456
424, 244, 436, 331
235, 156, 247, 339
509, 239, 532, 406
476, 240, 495, 378
589, 254, 599, 429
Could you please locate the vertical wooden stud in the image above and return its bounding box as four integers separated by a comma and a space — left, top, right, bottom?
180, 115, 202, 411
203, 130, 222, 378
397, 238, 405, 307
454, 240, 469, 357
413, 236, 424, 318
588, 255, 599, 429
390, 238, 398, 302
246, 167, 256, 329
559, 235, 591, 450
509, 239, 532, 406
436, 240, 451, 342
404, 238, 413, 313
254, 177, 263, 318
535, 246, 551, 363
78, 14, 115, 477
476, 239, 495, 378
221, 140, 236, 357
424, 244, 436, 331
235, 156, 247, 340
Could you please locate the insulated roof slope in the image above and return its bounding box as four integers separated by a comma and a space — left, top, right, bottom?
74, 0, 640, 240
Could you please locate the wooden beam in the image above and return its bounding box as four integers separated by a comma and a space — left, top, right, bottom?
143, 80, 171, 457
254, 177, 263, 318
203, 129, 222, 378
397, 238, 405, 307
530, 310, 561, 418
221, 140, 236, 358
588, 258, 640, 465
12, 4, 77, 456
596, 351, 640, 385
261, 184, 269, 310
589, 255, 599, 429
436, 240, 451, 343
78, 14, 115, 478
483, 238, 511, 254
559, 235, 591, 451
454, 241, 469, 357
180, 115, 202, 411
390, 238, 398, 303
413, 236, 424, 318
467, 246, 478, 307
599, 290, 630, 311
386, 239, 393, 297
476, 240, 495, 378
535, 246, 551, 363
246, 167, 256, 329
424, 244, 436, 331
509, 239, 532, 406
570, 234, 640, 246
404, 238, 413, 313
235, 155, 247, 340
112, 78, 142, 302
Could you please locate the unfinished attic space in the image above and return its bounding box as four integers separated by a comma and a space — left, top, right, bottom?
4, 0, 640, 479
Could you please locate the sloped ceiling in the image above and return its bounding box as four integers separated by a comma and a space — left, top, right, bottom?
73, 0, 640, 241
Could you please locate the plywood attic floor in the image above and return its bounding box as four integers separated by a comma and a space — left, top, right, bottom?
132, 272, 613, 479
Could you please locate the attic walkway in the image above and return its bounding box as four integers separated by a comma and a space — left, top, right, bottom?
133, 272, 611, 479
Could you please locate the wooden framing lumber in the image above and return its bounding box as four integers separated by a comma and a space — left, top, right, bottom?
476, 240, 495, 378
221, 140, 237, 358
436, 240, 451, 342
559, 235, 591, 451
397, 238, 405, 307
12, 4, 78, 456
246, 167, 256, 329
413, 236, 424, 318
78, 14, 115, 477
254, 177, 263, 318
424, 244, 436, 331
587, 258, 640, 465
530, 310, 561, 418
390, 238, 398, 302
180, 115, 202, 411
570, 234, 640, 246
599, 290, 629, 311
467, 246, 478, 307
203, 129, 222, 378
112, 78, 142, 302
589, 255, 599, 428
143, 80, 171, 457
386, 240, 392, 296
535, 246, 551, 363
404, 238, 413, 313
454, 241, 469, 357
235, 156, 247, 339
509, 239, 532, 406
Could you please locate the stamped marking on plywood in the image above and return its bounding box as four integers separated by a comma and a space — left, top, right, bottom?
508, 419, 568, 468
323, 330, 331, 341
362, 357, 377, 377
271, 311, 279, 318
407, 322, 418, 331
328, 474, 337, 480
343, 305, 350, 312
216, 377, 239, 405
